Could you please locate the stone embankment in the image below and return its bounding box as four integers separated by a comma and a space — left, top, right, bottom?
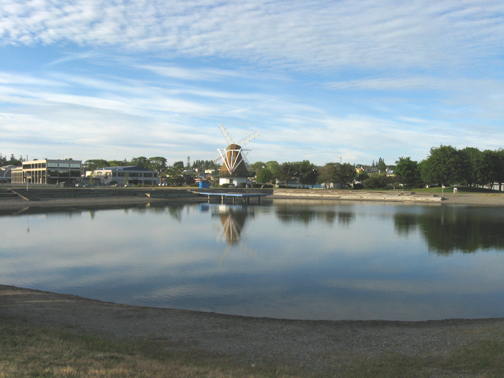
273, 189, 443, 202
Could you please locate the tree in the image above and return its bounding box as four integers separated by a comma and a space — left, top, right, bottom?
394, 157, 421, 188
83, 159, 109, 171
335, 163, 356, 188
276, 162, 297, 183
482, 149, 504, 191
421, 145, 462, 186
377, 157, 387, 173
108, 160, 128, 167
172, 161, 184, 172
458, 147, 482, 188
130, 156, 149, 168
148, 156, 167, 172
296, 160, 318, 188
251, 161, 265, 171
256, 167, 274, 185
363, 173, 390, 189
123, 172, 130, 185
318, 163, 337, 188
265, 161, 280, 180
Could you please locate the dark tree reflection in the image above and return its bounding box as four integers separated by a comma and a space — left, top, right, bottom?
394, 207, 504, 254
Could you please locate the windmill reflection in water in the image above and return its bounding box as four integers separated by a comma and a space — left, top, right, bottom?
199, 203, 257, 262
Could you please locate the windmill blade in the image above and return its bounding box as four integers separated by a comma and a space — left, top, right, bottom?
237, 131, 259, 146
219, 124, 234, 145
242, 153, 252, 171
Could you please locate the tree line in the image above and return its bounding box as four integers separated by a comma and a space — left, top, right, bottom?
5, 145, 504, 190
252, 145, 504, 191
0, 154, 24, 167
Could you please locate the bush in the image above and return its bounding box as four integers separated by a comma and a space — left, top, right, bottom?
363, 174, 391, 189
221, 183, 231, 188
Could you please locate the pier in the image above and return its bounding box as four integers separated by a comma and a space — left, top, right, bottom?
199, 192, 271, 204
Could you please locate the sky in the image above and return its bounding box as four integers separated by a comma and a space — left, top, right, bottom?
1, 0, 503, 167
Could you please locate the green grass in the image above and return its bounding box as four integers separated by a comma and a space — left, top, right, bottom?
2, 318, 504, 378
0, 319, 307, 378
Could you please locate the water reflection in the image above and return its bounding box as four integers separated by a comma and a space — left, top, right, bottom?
394, 207, 504, 254
275, 205, 355, 226
200, 204, 257, 262
2, 202, 504, 321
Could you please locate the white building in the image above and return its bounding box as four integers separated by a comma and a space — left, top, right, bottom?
11, 159, 82, 185
92, 166, 159, 186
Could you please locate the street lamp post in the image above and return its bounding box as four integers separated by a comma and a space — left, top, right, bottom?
26, 172, 31, 191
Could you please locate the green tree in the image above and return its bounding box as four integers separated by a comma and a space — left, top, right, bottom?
108, 160, 127, 167
148, 156, 167, 172
335, 163, 356, 188
172, 161, 184, 171
130, 156, 149, 168
421, 145, 462, 186
395, 157, 421, 188
83, 159, 109, 171
482, 149, 504, 191
276, 162, 297, 183
377, 157, 387, 172
458, 147, 482, 188
297, 160, 318, 188
251, 161, 265, 171
318, 163, 337, 188
363, 173, 390, 189
256, 167, 274, 185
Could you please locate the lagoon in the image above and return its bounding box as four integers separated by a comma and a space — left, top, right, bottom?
1, 200, 504, 321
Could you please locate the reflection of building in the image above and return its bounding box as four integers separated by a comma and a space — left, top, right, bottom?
11, 159, 82, 185
92, 166, 159, 186
219, 209, 248, 245
200, 203, 251, 245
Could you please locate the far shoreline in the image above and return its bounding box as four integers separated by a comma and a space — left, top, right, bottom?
1, 187, 504, 210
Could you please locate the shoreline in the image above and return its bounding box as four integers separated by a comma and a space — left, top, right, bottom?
2, 284, 504, 372
1, 188, 504, 210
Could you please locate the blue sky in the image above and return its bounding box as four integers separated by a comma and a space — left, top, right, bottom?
1, 0, 503, 166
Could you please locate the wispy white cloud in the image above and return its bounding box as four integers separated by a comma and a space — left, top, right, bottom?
1, 0, 503, 164
2, 0, 503, 71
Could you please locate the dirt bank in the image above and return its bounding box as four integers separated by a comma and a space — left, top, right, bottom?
1, 285, 504, 372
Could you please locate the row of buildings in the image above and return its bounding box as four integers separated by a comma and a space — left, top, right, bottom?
1, 159, 160, 186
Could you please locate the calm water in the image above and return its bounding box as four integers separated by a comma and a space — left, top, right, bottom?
1, 200, 504, 321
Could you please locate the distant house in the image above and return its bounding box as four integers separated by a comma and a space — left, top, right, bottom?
92, 166, 159, 186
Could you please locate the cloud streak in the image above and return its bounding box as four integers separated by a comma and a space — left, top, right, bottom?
2, 0, 503, 70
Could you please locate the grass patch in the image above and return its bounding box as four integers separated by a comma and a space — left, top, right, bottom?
341, 339, 504, 378
0, 318, 308, 377
2, 317, 504, 377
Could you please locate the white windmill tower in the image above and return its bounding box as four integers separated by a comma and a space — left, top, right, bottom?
215, 124, 259, 187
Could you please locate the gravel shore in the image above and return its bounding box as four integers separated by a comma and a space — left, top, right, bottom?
2, 284, 504, 372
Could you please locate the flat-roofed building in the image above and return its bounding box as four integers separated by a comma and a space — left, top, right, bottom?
10, 159, 82, 185
93, 166, 159, 186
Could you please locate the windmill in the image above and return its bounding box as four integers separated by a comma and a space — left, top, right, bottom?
214, 124, 259, 187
